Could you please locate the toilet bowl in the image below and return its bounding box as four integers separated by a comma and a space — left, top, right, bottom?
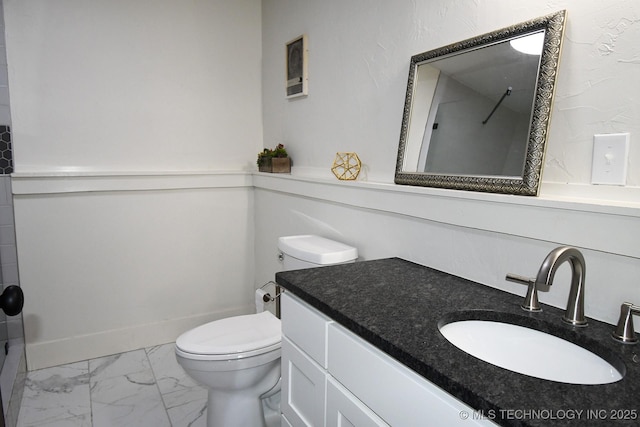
176, 311, 282, 427
175, 235, 358, 427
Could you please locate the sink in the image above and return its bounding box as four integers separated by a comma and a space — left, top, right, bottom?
439, 320, 623, 384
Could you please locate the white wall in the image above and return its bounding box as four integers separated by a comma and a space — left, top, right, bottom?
262, 0, 640, 189
254, 175, 640, 334
4, 0, 262, 370
14, 178, 256, 370
5, 0, 262, 173
0, 2, 10, 126
257, 0, 640, 332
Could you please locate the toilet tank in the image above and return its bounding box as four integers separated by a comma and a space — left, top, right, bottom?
278, 235, 358, 271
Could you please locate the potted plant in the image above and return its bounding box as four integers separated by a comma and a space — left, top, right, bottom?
257, 144, 291, 173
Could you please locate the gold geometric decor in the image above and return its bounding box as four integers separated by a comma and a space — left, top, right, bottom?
331, 152, 361, 181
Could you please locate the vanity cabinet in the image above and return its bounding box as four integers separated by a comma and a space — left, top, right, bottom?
281, 336, 327, 426
326, 377, 388, 427
281, 292, 495, 427
280, 292, 331, 426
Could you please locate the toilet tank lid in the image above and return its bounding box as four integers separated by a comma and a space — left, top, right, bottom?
278, 235, 358, 265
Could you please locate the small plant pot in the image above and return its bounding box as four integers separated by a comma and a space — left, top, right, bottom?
271, 157, 291, 173
258, 157, 272, 172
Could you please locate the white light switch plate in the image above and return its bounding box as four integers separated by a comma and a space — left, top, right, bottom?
591, 133, 630, 185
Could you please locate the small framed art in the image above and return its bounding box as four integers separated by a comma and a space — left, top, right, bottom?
286, 34, 308, 98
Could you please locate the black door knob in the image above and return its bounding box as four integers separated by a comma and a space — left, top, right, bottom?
0, 285, 23, 316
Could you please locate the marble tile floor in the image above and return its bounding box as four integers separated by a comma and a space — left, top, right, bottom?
17, 343, 208, 427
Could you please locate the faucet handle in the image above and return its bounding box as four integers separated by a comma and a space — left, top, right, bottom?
506, 273, 542, 312
612, 302, 640, 344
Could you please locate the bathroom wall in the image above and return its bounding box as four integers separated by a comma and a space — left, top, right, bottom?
5, 0, 263, 173
262, 0, 640, 193
0, 176, 24, 427
253, 179, 640, 327
256, 0, 640, 329
4, 0, 262, 370
0, 1, 24, 425
13, 180, 256, 370
0, 0, 16, 351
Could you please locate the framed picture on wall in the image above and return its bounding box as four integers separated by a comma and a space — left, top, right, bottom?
286, 34, 308, 98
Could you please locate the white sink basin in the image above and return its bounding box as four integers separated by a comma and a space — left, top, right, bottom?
439, 320, 623, 384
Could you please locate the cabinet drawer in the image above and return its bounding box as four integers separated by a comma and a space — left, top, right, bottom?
328, 323, 495, 427
281, 292, 332, 367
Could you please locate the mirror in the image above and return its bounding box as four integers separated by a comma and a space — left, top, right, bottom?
395, 11, 566, 195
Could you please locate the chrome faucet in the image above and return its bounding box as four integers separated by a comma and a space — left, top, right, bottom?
506, 246, 587, 326
535, 246, 587, 327
505, 273, 542, 312
612, 302, 640, 344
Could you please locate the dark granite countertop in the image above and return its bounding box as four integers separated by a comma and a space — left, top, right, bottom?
275, 258, 640, 427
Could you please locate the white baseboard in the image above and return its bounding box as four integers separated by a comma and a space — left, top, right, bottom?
25, 305, 253, 371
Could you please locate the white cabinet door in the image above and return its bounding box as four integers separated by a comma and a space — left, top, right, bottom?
326, 377, 390, 427
281, 336, 327, 426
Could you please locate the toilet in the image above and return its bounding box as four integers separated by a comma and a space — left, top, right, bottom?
175, 235, 358, 427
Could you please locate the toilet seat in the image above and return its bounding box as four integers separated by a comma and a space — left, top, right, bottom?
176, 311, 281, 361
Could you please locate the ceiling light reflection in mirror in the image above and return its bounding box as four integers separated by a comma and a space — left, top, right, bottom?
510, 32, 545, 55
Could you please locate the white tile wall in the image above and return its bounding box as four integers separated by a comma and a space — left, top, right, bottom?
0, 176, 23, 427
0, 3, 22, 422
0, 0, 9, 125
0, 179, 18, 289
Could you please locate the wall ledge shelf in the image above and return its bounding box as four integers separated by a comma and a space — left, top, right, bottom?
255, 170, 640, 216
10, 169, 640, 258
253, 171, 640, 259
11, 171, 253, 194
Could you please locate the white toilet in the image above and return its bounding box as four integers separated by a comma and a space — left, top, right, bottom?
175, 235, 358, 427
